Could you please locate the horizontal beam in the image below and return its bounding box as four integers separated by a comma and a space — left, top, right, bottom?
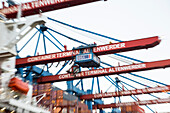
0, 0, 101, 18
80, 85, 170, 100
16, 36, 160, 68
92, 98, 170, 109
36, 59, 170, 83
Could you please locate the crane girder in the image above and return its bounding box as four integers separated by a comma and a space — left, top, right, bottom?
0, 0, 101, 18
92, 98, 170, 109
16, 36, 160, 68
36, 59, 170, 83
80, 85, 170, 100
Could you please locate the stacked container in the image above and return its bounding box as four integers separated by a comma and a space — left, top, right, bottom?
121, 105, 145, 113
32, 83, 91, 113
32, 84, 38, 96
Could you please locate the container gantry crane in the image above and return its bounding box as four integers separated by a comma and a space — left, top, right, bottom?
0, 0, 170, 113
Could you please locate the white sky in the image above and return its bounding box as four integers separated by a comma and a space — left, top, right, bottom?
16, 0, 170, 112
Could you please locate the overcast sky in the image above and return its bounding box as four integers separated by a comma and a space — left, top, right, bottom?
15, 0, 170, 112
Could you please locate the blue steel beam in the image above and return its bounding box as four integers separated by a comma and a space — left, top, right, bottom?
80, 79, 84, 91
36, 27, 63, 52
105, 85, 113, 93
120, 81, 160, 99
31, 66, 52, 76
34, 32, 41, 56
97, 77, 101, 93
47, 30, 64, 48
42, 32, 49, 72
75, 80, 81, 87
47, 17, 145, 63
118, 74, 151, 87
56, 61, 69, 75
121, 82, 155, 113
48, 27, 88, 46
91, 77, 95, 93
47, 17, 122, 42
129, 73, 167, 86
18, 31, 38, 53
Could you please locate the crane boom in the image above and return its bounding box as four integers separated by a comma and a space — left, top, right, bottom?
0, 0, 101, 18
16, 36, 160, 68
36, 59, 170, 83
80, 85, 170, 100
92, 98, 170, 109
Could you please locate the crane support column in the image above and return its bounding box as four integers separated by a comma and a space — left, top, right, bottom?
67, 81, 73, 95
87, 90, 93, 111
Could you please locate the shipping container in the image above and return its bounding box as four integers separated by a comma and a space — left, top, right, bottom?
57, 90, 64, 99
126, 106, 132, 112
121, 105, 145, 113
33, 84, 90, 113
44, 83, 52, 95
32, 84, 38, 96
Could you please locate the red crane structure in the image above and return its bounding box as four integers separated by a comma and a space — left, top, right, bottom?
36, 59, 170, 83
0, 0, 101, 18
0, 0, 169, 112
16, 36, 160, 67
93, 98, 170, 109
80, 85, 170, 100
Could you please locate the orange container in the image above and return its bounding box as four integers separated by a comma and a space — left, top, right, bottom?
56, 98, 63, 106
37, 84, 45, 94
8, 77, 29, 94
44, 83, 52, 95
51, 90, 57, 99
44, 99, 51, 105
56, 90, 63, 99
57, 90, 63, 95
126, 106, 132, 112
32, 84, 38, 96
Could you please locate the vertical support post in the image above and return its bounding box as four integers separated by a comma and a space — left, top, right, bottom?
34, 32, 41, 56
96, 77, 100, 93
80, 79, 84, 91
67, 81, 73, 95
16, 55, 24, 79
26, 66, 33, 84
91, 77, 94, 93
115, 77, 121, 103
100, 109, 105, 113
41, 27, 49, 72
87, 90, 92, 111
79, 67, 84, 91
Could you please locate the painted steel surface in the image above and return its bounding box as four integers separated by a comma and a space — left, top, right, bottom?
75, 53, 100, 67
8, 77, 29, 94
80, 85, 170, 100
0, 0, 100, 18
37, 59, 170, 83
16, 36, 160, 68
92, 98, 170, 109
